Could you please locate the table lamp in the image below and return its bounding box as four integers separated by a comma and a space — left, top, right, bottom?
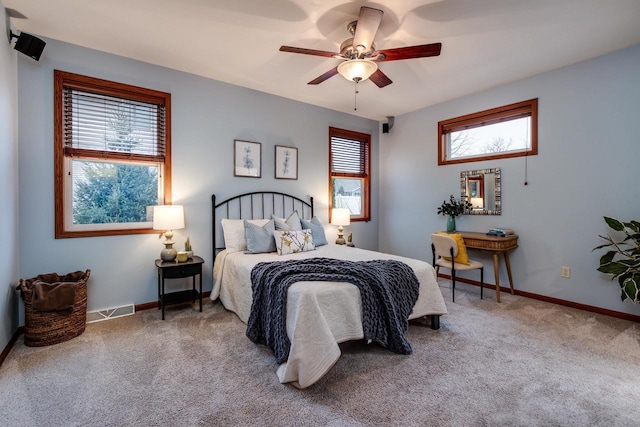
153, 205, 185, 261
331, 208, 351, 245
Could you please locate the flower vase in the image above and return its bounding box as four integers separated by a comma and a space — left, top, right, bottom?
446, 216, 456, 233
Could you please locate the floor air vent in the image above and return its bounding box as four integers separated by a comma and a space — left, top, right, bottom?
86, 304, 135, 323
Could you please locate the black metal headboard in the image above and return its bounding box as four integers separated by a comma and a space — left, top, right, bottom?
211, 191, 314, 260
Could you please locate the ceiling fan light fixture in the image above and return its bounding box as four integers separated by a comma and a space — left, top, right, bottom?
337, 59, 378, 83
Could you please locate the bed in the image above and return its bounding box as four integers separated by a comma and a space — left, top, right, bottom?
210, 191, 447, 388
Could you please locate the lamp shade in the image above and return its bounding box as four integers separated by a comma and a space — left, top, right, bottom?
331, 208, 351, 226
337, 59, 378, 82
153, 205, 185, 230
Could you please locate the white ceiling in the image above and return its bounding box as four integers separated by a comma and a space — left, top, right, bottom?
5, 0, 640, 121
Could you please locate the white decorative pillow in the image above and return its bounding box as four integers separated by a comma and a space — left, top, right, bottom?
244, 220, 276, 254
274, 229, 315, 255
272, 211, 303, 231
221, 218, 269, 253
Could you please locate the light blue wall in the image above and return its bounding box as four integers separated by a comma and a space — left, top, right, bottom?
17, 38, 379, 313
13, 31, 639, 328
379, 44, 640, 316
1, 3, 20, 350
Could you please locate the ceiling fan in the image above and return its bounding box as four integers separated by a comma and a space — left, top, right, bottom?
280, 6, 442, 88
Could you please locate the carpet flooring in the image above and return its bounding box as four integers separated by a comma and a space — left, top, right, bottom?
2, 281, 639, 426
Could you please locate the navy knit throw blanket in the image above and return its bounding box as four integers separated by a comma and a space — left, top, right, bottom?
246, 257, 420, 364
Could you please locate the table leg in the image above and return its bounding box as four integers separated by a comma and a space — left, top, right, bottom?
199, 273, 203, 312
161, 274, 165, 320
504, 252, 515, 294
157, 268, 161, 310
192, 276, 196, 303
493, 253, 501, 303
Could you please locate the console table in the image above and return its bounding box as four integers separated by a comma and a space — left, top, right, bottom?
458, 231, 518, 303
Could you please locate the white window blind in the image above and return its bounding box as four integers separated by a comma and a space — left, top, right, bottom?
63, 88, 166, 162
330, 136, 368, 176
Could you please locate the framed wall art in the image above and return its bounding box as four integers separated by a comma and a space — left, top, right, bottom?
275, 145, 298, 180
234, 139, 261, 178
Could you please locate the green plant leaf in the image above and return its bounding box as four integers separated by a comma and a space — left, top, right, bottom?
599, 251, 616, 265
437, 195, 470, 217
619, 275, 628, 287
622, 277, 639, 303
604, 216, 625, 231
597, 262, 629, 276
596, 217, 640, 303
592, 242, 613, 251
624, 222, 639, 232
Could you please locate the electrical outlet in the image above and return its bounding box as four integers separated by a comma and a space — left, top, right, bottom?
561, 266, 571, 278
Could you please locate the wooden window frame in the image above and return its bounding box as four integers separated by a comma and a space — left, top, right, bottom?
438, 98, 538, 166
329, 127, 371, 222
54, 70, 172, 238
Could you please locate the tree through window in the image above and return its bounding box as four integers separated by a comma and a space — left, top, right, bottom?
438, 99, 538, 166
54, 70, 171, 238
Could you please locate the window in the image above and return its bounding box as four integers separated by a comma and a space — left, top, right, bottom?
329, 127, 370, 222
54, 70, 171, 238
438, 98, 538, 165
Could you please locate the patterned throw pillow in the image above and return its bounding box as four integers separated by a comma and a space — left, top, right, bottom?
274, 229, 315, 255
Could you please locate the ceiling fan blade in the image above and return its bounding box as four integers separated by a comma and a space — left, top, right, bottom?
308, 67, 339, 85
279, 46, 340, 58
369, 69, 393, 88
374, 43, 442, 62
352, 7, 383, 53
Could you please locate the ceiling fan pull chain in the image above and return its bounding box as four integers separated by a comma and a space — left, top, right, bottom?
354, 80, 359, 111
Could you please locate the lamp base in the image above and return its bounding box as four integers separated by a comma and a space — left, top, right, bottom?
161, 246, 177, 262
160, 231, 177, 261
335, 226, 346, 245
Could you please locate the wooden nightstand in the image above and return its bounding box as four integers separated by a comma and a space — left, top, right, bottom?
155, 255, 204, 320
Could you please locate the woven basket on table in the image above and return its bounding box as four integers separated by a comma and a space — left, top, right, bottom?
19, 269, 91, 347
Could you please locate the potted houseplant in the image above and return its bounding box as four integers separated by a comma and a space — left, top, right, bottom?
437, 195, 473, 232
184, 237, 193, 259
594, 216, 640, 303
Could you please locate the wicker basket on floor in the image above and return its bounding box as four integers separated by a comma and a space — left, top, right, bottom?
19, 269, 91, 347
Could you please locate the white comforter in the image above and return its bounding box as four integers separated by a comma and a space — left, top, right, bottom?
211, 244, 447, 388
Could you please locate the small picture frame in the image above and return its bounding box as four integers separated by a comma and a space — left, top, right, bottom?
275, 145, 298, 180
234, 140, 261, 178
